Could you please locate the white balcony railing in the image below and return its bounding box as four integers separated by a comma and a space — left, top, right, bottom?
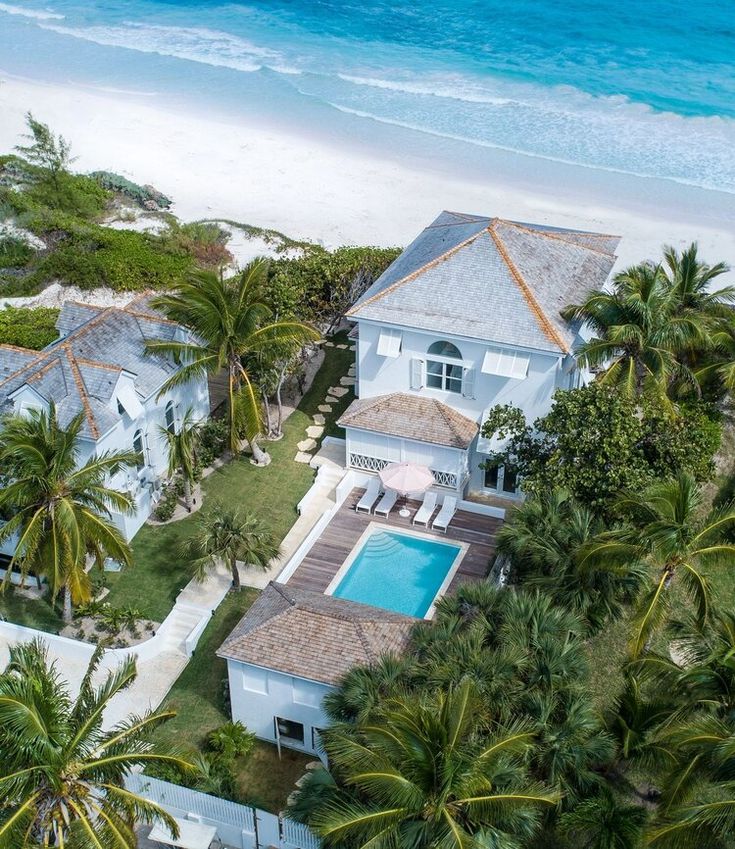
348, 453, 461, 490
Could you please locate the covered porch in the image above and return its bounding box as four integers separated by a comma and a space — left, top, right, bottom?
338, 392, 479, 494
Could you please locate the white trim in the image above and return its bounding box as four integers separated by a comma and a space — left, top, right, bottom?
323, 521, 468, 620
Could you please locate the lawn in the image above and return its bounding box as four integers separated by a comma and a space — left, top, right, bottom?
0, 586, 64, 634
103, 331, 355, 620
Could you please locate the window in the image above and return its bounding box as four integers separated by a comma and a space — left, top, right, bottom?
481, 347, 530, 379
243, 666, 268, 694
426, 340, 463, 394
376, 328, 402, 358
132, 429, 145, 471
502, 465, 519, 494
275, 717, 304, 743
293, 678, 322, 707
483, 462, 519, 495
484, 463, 499, 490
165, 401, 176, 435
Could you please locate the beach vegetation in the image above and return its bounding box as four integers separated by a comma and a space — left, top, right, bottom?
0, 234, 34, 269
268, 244, 401, 327
0, 638, 192, 849
0, 305, 59, 349
90, 170, 173, 209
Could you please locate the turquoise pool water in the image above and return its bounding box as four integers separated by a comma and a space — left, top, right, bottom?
331, 529, 462, 617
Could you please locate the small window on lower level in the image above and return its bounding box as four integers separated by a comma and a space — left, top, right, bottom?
484, 463, 499, 490
502, 466, 519, 494
275, 717, 304, 743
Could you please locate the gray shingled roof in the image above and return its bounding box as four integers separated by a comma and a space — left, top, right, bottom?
217, 582, 414, 686
338, 392, 478, 449
0, 295, 188, 439
348, 211, 620, 354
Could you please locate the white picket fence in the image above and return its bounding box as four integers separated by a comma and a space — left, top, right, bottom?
127, 773, 319, 849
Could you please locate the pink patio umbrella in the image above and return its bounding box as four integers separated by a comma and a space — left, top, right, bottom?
379, 461, 435, 518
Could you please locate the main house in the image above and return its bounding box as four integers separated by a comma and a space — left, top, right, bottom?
339, 211, 620, 498
0, 295, 209, 549
216, 211, 621, 759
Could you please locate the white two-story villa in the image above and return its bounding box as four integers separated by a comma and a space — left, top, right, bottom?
340, 211, 620, 499
0, 295, 209, 548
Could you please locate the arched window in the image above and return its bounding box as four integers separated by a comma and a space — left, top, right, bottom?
133, 429, 145, 470
426, 340, 463, 393
165, 401, 176, 434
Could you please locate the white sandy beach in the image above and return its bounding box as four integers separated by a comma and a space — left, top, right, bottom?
1, 74, 734, 281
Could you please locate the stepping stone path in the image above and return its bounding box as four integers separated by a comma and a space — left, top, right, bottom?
349, 345, 356, 352
336, 344, 348, 349
324, 341, 334, 347
328, 386, 349, 398
294, 451, 313, 464
306, 425, 324, 439
313, 413, 326, 425
318, 404, 332, 414
340, 376, 356, 387
298, 438, 318, 452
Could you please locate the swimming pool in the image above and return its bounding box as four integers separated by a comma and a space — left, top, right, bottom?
326, 524, 466, 618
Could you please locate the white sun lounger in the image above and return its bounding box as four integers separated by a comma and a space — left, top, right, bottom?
355, 477, 381, 513
412, 491, 438, 526
373, 489, 398, 517
432, 495, 458, 533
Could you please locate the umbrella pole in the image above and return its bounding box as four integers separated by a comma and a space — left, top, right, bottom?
398, 494, 411, 519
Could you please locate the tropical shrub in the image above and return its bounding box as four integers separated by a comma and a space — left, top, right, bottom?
482, 384, 722, 514
268, 244, 400, 325
90, 170, 172, 208
0, 305, 59, 349
207, 721, 255, 764
197, 417, 228, 467
0, 234, 34, 268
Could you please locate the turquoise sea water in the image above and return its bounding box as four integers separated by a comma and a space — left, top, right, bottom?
0, 0, 734, 192
332, 529, 460, 617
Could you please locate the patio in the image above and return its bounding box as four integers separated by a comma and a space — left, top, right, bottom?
285, 486, 502, 597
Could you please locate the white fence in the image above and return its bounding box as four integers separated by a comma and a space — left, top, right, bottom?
127, 773, 319, 849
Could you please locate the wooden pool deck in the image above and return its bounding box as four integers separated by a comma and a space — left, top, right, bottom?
285, 487, 502, 596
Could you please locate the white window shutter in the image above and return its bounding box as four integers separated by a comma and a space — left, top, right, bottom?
462, 367, 476, 398
410, 358, 425, 390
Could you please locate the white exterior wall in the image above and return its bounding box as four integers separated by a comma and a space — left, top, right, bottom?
226, 660, 332, 757
102, 375, 210, 540
352, 319, 580, 496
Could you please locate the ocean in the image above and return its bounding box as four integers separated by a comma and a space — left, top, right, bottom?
0, 0, 734, 193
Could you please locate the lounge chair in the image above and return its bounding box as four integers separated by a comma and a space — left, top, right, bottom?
432, 495, 458, 533
355, 477, 381, 513
412, 491, 438, 526
373, 489, 398, 517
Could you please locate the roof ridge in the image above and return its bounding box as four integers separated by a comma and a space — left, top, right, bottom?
74, 357, 124, 372
347, 229, 487, 316
499, 219, 619, 257
354, 621, 377, 662
431, 397, 463, 441
121, 306, 180, 327
25, 354, 65, 386
0, 343, 44, 355
63, 345, 100, 439
487, 225, 569, 353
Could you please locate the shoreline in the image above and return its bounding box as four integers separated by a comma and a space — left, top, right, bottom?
1, 74, 734, 281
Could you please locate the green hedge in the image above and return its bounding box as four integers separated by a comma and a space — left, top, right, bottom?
0, 306, 59, 349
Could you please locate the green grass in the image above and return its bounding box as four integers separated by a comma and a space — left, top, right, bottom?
104, 332, 354, 620
0, 586, 64, 633
155, 588, 313, 812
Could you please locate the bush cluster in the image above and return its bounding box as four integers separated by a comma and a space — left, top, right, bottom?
0, 235, 35, 270
197, 417, 228, 468
89, 171, 172, 209
0, 306, 59, 349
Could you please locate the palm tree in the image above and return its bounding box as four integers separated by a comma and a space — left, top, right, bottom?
189, 503, 279, 589
496, 489, 645, 632
561, 262, 688, 400
662, 242, 732, 317
0, 639, 192, 848
648, 716, 735, 848
159, 407, 201, 512
0, 405, 137, 621
147, 260, 318, 466
581, 473, 735, 657
291, 678, 558, 849
558, 787, 647, 849
323, 653, 415, 725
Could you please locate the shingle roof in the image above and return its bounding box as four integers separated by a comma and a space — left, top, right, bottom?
347, 211, 620, 354
217, 582, 414, 686
0, 296, 187, 439
338, 392, 478, 449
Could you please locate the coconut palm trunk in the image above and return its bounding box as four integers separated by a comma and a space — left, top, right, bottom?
182, 475, 193, 512
230, 553, 240, 589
